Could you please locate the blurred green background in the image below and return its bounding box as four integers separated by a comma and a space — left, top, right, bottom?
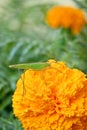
0, 0, 87, 130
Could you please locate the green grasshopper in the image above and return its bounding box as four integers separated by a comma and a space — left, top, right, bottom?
9, 62, 49, 70
9, 62, 50, 96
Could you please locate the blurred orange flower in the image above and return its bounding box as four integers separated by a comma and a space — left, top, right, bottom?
46, 6, 86, 34
12, 59, 87, 130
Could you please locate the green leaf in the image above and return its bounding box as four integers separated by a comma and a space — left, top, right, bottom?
9, 62, 49, 70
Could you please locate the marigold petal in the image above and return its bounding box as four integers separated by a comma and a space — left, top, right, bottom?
12, 59, 87, 130
46, 6, 86, 34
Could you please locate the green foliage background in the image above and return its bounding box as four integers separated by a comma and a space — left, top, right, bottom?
0, 0, 87, 129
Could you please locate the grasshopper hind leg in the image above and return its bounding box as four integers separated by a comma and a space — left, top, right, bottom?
18, 69, 26, 96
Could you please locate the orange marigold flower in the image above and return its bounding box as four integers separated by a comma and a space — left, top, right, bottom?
46, 6, 86, 34
12, 59, 87, 130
